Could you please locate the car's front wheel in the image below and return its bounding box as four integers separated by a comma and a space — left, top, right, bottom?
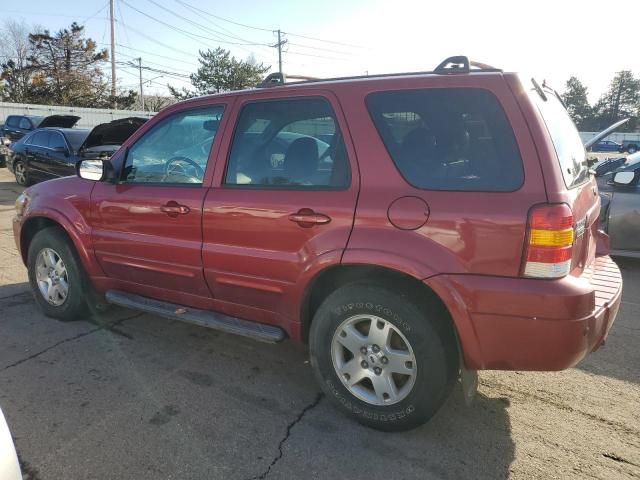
628, 145, 637, 154
27, 227, 91, 321
310, 283, 458, 431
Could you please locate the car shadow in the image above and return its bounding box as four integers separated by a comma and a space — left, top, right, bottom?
0, 281, 516, 479
577, 256, 640, 385
0, 179, 23, 207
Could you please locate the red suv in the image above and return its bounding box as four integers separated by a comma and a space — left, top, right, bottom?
13, 57, 623, 431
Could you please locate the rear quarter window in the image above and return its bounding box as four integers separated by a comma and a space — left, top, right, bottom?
366, 88, 524, 192
529, 90, 588, 188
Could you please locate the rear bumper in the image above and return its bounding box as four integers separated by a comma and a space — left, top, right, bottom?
426, 256, 623, 371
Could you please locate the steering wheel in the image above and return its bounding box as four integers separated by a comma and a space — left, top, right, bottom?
165, 156, 204, 181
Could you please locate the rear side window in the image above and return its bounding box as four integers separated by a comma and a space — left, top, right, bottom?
224, 98, 350, 189
49, 132, 67, 150
529, 91, 588, 188
366, 89, 523, 191
18, 118, 31, 130
6, 116, 19, 128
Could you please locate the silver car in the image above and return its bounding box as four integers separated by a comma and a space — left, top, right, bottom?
598, 152, 640, 258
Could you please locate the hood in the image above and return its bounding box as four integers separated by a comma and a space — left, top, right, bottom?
80, 117, 147, 151
37, 114, 80, 129
584, 118, 630, 149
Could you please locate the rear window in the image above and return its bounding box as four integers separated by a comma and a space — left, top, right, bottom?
530, 89, 588, 188
366, 88, 523, 192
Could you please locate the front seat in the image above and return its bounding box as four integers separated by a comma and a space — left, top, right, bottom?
282, 137, 319, 185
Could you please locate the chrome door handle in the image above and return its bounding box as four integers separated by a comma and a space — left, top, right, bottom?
161, 202, 190, 217
288, 209, 331, 227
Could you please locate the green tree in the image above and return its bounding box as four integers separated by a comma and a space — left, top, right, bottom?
27, 22, 136, 108
562, 76, 594, 130
592, 71, 640, 132
169, 47, 269, 99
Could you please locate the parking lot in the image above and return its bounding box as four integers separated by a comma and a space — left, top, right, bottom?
0, 167, 638, 480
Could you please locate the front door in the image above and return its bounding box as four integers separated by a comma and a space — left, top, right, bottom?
90, 104, 227, 301
46, 131, 75, 178
202, 94, 359, 325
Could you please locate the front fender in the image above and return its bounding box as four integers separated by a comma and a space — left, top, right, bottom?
17, 177, 101, 276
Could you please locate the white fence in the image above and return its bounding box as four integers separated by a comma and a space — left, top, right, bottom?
0, 102, 154, 129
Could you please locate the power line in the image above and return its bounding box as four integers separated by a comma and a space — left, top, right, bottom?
173, 0, 273, 32
81, 1, 110, 24
118, 22, 196, 57
115, 44, 199, 67
121, 0, 271, 47
146, 0, 269, 46
117, 51, 193, 75
172, 0, 365, 49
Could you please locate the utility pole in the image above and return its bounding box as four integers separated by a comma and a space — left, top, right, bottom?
110, 0, 117, 108
137, 57, 144, 111
275, 29, 287, 75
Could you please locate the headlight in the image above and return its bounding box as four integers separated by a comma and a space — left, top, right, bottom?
14, 192, 29, 218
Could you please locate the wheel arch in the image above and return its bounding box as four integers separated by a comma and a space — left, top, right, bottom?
19, 212, 101, 277
300, 263, 461, 358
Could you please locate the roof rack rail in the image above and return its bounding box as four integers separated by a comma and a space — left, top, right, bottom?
433, 56, 501, 74
258, 72, 322, 88
259, 72, 286, 88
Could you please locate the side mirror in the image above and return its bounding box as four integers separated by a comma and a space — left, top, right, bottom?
77, 159, 104, 181
612, 171, 636, 185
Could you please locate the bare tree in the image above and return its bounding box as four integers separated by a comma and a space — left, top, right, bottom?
145, 94, 174, 112
0, 19, 35, 102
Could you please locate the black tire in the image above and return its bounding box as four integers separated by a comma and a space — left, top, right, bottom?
628, 145, 637, 154
309, 283, 458, 432
27, 227, 91, 321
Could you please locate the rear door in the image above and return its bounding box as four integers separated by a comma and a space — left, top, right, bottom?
25, 130, 53, 180
202, 92, 359, 325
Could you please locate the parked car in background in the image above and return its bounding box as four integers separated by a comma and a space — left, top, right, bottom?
589, 139, 622, 152
0, 137, 10, 167
12, 57, 622, 431
8, 117, 147, 186
0, 408, 21, 480
0, 114, 79, 143
598, 151, 640, 258
619, 139, 639, 154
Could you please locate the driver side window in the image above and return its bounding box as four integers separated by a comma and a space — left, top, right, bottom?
123, 105, 224, 184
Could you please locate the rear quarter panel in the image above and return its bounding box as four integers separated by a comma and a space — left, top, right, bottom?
335, 73, 547, 278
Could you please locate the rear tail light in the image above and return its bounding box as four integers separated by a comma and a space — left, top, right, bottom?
523, 204, 574, 279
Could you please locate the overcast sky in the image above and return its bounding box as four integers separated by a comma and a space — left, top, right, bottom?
5, 0, 640, 101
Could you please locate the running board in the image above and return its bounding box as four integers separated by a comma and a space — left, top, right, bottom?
105, 290, 286, 343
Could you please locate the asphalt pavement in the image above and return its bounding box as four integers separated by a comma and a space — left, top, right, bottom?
0, 168, 638, 479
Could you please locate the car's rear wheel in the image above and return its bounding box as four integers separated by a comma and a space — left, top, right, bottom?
14, 160, 29, 186
310, 283, 458, 431
628, 145, 637, 154
27, 227, 91, 321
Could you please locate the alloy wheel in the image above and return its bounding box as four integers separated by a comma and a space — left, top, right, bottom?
15, 162, 26, 185
331, 314, 417, 406
35, 248, 69, 306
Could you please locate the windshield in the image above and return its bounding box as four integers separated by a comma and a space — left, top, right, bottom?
65, 130, 90, 151
626, 151, 640, 168
530, 86, 589, 188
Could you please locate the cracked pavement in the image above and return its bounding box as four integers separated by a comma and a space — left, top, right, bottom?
0, 168, 639, 479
